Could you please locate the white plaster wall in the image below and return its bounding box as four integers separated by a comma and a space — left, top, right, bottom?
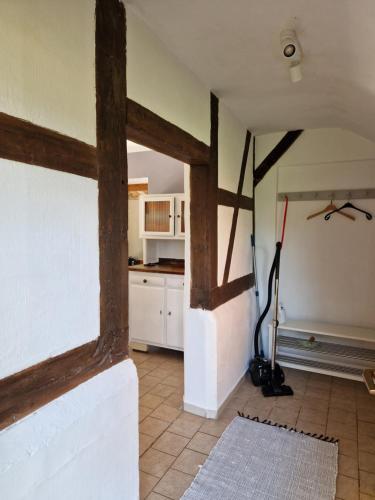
255, 128, 375, 354
0, 0, 95, 145
0, 360, 139, 500
0, 163, 99, 379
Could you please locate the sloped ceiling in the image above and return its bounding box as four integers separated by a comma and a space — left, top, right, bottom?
125, 0, 375, 141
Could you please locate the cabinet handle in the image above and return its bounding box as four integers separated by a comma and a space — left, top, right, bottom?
177, 215, 181, 218
168, 312, 172, 316
160, 310, 163, 315
143, 279, 147, 283
169, 214, 172, 218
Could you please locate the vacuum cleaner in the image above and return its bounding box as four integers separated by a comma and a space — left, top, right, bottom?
249, 197, 293, 397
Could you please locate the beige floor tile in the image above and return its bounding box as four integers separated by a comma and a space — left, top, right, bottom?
187, 432, 218, 455
142, 375, 162, 389
140, 359, 163, 371
302, 395, 329, 411
331, 397, 357, 412
340, 438, 359, 458
140, 405, 154, 422
329, 407, 357, 426
163, 375, 184, 388
359, 436, 375, 455
140, 385, 152, 397
140, 433, 156, 456
360, 471, 375, 496
153, 431, 190, 456
146, 493, 169, 500
149, 383, 176, 399
199, 417, 231, 437
339, 454, 359, 479
140, 448, 175, 478
172, 448, 208, 475
357, 395, 375, 411
140, 417, 170, 438
268, 407, 299, 427
305, 386, 330, 401
220, 407, 241, 420
336, 474, 359, 500
168, 414, 203, 438
359, 451, 375, 474
274, 397, 303, 411
140, 471, 159, 500
359, 493, 375, 499
359, 422, 375, 440
296, 418, 326, 436
358, 407, 375, 424
164, 393, 184, 410
154, 469, 194, 500
327, 420, 357, 441
151, 404, 181, 423
299, 407, 328, 425
148, 367, 174, 379
138, 367, 151, 379
140, 393, 165, 410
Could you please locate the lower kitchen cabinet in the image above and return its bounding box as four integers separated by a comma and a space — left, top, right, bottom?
129, 271, 184, 350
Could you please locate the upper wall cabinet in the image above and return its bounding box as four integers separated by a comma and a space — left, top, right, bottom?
139, 194, 185, 239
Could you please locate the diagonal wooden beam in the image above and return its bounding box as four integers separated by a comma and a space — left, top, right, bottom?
222, 130, 251, 285
253, 129, 303, 187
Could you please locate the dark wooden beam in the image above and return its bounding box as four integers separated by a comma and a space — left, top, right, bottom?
253, 129, 303, 187
190, 93, 219, 309
191, 273, 255, 311
0, 112, 97, 179
126, 99, 210, 165
96, 0, 128, 359
218, 188, 254, 211
222, 131, 251, 285
211, 273, 255, 309
0, 341, 121, 431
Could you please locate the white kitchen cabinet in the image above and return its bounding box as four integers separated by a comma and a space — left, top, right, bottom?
129, 279, 165, 345
129, 271, 184, 350
139, 194, 185, 239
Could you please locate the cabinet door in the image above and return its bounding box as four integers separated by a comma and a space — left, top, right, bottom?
129, 284, 165, 345
140, 195, 175, 237
175, 195, 185, 238
166, 288, 184, 349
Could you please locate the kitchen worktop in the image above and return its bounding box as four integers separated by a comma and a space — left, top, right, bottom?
128, 261, 184, 275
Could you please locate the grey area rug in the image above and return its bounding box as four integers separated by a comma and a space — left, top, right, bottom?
182, 416, 338, 500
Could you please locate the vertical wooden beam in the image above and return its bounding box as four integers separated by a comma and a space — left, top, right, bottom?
190, 93, 219, 308
222, 130, 251, 285
209, 93, 219, 290
96, 0, 128, 358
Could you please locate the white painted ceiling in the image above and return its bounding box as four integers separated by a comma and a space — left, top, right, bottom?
126, 0, 375, 140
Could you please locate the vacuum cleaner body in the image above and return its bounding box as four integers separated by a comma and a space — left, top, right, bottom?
249, 356, 284, 387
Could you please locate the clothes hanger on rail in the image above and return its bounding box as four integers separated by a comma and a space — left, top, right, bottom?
324, 201, 372, 221
306, 200, 355, 221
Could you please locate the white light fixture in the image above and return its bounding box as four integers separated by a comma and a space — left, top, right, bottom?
280, 29, 303, 83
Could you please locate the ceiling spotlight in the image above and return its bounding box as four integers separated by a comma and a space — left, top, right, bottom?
280, 29, 303, 83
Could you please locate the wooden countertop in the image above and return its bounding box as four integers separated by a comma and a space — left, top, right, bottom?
128, 263, 184, 275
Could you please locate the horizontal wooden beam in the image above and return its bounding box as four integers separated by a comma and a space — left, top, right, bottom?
0, 112, 97, 179
126, 99, 210, 165
191, 273, 255, 310
218, 188, 254, 211
0, 341, 126, 431
254, 130, 303, 187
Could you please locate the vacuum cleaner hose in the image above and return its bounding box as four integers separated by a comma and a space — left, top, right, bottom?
253, 242, 281, 357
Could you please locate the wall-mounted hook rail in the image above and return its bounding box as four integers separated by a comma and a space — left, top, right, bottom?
277, 188, 375, 202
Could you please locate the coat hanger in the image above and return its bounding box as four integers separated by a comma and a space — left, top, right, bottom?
307, 200, 355, 221
324, 200, 373, 221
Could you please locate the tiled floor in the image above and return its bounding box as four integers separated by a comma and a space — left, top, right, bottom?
131, 347, 375, 500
